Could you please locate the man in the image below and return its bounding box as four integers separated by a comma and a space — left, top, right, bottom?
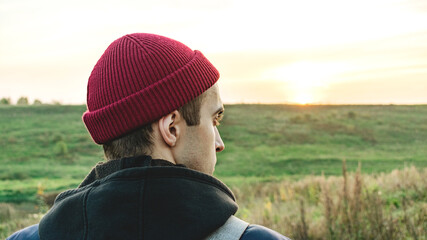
8, 33, 289, 240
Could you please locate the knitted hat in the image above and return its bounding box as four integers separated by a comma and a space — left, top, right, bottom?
83, 33, 219, 144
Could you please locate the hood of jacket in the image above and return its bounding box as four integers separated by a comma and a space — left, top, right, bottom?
38, 156, 238, 240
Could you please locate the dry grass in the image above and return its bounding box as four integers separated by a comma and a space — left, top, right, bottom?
0, 203, 43, 239
2, 164, 426, 239
234, 163, 427, 240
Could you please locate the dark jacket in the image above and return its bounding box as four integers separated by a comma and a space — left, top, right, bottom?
7, 156, 289, 240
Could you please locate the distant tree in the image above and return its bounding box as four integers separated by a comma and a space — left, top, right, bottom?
52, 100, 61, 105
0, 97, 11, 105
33, 99, 43, 105
17, 97, 29, 105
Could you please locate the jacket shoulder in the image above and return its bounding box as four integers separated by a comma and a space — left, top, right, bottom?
6, 224, 40, 240
240, 224, 290, 240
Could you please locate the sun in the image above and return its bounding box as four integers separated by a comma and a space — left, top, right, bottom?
293, 92, 314, 105
263, 61, 349, 104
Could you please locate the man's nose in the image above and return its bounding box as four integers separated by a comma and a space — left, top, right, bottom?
214, 127, 225, 152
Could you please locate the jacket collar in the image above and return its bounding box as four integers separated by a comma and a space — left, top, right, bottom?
39, 155, 238, 240
79, 155, 185, 188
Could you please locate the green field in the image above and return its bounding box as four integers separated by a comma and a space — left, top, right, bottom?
1, 104, 426, 239
1, 104, 426, 203
218, 104, 427, 177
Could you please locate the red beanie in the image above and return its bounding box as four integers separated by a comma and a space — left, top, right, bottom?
83, 33, 219, 144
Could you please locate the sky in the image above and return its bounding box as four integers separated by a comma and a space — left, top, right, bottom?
0, 0, 426, 104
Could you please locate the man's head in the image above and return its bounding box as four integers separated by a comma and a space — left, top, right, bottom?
154, 84, 225, 175
83, 33, 224, 175
103, 83, 225, 174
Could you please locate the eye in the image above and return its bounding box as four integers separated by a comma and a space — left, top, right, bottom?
214, 111, 224, 126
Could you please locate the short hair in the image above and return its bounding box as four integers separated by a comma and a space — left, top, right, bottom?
103, 92, 206, 160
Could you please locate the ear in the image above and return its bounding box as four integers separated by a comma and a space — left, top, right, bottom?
158, 110, 182, 147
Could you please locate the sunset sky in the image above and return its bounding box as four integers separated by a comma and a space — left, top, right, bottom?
1, 0, 426, 104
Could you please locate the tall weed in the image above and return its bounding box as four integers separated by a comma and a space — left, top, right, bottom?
235, 164, 426, 239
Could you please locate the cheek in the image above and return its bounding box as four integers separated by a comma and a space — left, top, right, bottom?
199, 123, 216, 148
207, 125, 216, 145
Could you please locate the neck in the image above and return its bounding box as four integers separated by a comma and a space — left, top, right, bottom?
150, 145, 176, 165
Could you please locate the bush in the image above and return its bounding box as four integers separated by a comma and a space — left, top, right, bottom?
54, 141, 69, 156
17, 97, 29, 105
33, 99, 42, 105
0, 97, 11, 105
347, 111, 357, 119
0, 203, 15, 222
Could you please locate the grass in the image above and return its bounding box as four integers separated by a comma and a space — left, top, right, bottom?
2, 164, 425, 239
233, 163, 427, 240
217, 104, 427, 175
1, 104, 426, 238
